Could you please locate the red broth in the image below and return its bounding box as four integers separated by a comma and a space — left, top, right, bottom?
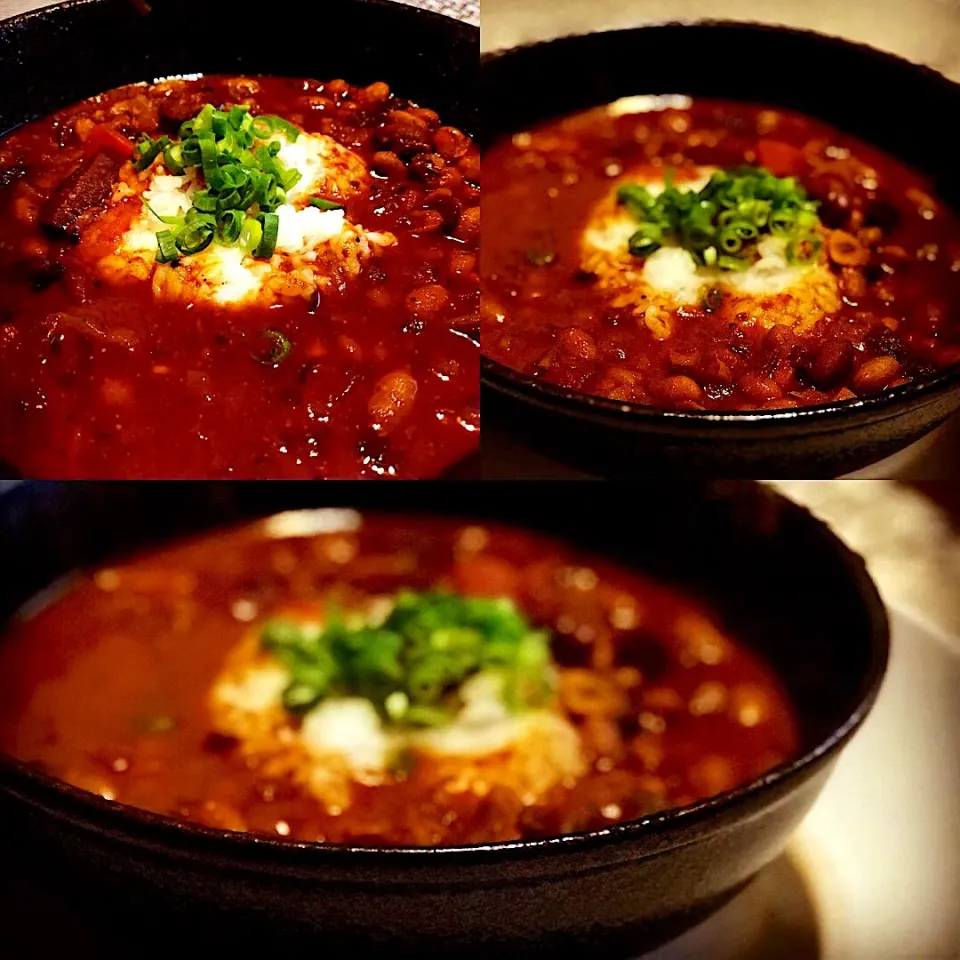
0, 513, 798, 847
0, 77, 479, 478
482, 99, 960, 411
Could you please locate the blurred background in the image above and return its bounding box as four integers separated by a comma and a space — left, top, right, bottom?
480, 0, 960, 78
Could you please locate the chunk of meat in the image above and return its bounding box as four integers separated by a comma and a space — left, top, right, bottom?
39, 151, 122, 241
159, 90, 212, 125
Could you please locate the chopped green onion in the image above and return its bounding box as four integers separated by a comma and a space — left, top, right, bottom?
258, 328, 292, 365
198, 137, 222, 190
309, 197, 345, 211
228, 104, 250, 129
262, 115, 300, 142
155, 229, 180, 263
163, 142, 185, 175
239, 215, 263, 254
254, 212, 279, 259
617, 164, 822, 271
217, 209, 244, 244
135, 101, 308, 263
134, 135, 169, 171
191, 190, 217, 213
258, 590, 556, 726
251, 117, 273, 140
176, 222, 214, 255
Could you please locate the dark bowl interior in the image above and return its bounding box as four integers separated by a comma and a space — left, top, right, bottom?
0, 481, 889, 958
480, 22, 960, 478
0, 0, 479, 480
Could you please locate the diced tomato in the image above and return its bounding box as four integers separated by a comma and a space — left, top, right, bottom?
756, 139, 804, 177
84, 123, 136, 162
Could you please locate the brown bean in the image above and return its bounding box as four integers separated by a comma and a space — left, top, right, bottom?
408, 152, 446, 185
363, 81, 391, 104
448, 251, 476, 278
763, 324, 797, 357
558, 327, 598, 361
434, 126, 472, 160
368, 370, 418, 435
324, 79, 349, 98
422, 187, 462, 231
659, 375, 702, 404
458, 151, 480, 183
852, 356, 902, 392
455, 206, 479, 241
405, 283, 449, 318
737, 371, 782, 402
372, 151, 407, 179
806, 340, 855, 389
409, 107, 440, 129
410, 209, 445, 234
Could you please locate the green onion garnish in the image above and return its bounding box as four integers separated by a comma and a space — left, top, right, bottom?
309, 197, 344, 211
259, 590, 555, 722
617, 165, 823, 270
155, 229, 180, 263
256, 328, 291, 365
255, 211, 279, 258
133, 134, 169, 171
132, 101, 307, 262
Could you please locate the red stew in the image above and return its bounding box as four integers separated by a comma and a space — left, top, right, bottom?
482, 99, 960, 411
0, 513, 798, 847
0, 77, 479, 478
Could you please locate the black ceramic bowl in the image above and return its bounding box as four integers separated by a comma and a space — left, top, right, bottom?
0, 481, 888, 958
480, 22, 960, 479
0, 0, 479, 481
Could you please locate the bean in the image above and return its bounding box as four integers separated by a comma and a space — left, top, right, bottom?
455, 206, 480, 241
458, 152, 480, 183
763, 324, 797, 357
324, 79, 349, 98
405, 283, 449, 318
558, 327, 598, 361
852, 356, 901, 392
408, 152, 446, 185
409, 107, 441, 129
410, 209, 444, 234
737, 371, 782, 401
598, 367, 644, 402
434, 126, 471, 160
448, 251, 476, 278
423, 188, 462, 231
363, 81, 391, 104
659, 375, 702, 403
805, 340, 855, 389
368, 370, 418, 434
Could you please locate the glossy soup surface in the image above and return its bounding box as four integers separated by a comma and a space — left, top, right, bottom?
0, 76, 479, 478
482, 98, 960, 411
0, 513, 798, 847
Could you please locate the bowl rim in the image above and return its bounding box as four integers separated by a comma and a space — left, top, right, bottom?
0, 487, 891, 866
479, 19, 960, 425
2, 0, 475, 34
